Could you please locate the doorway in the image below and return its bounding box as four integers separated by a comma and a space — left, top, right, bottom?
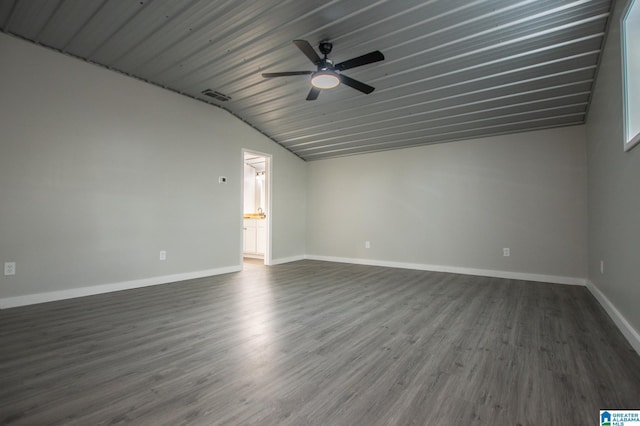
242, 150, 271, 266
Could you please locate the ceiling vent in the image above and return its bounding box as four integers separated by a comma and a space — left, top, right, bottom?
201, 89, 231, 102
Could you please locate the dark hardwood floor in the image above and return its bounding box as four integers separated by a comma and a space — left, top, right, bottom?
1, 260, 639, 425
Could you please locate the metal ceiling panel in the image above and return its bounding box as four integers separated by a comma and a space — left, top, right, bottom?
3, 0, 59, 39
284, 100, 590, 149
292, 104, 588, 153
89, 1, 195, 65
278, 92, 591, 145
269, 51, 600, 138
302, 114, 585, 160
1, 0, 613, 160
65, 2, 145, 58
35, 1, 107, 48
260, 68, 598, 128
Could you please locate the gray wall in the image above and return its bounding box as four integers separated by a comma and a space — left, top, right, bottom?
0, 34, 306, 299
307, 126, 588, 281
586, 0, 640, 334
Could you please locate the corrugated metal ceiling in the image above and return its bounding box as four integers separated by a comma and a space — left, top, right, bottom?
1, 0, 613, 160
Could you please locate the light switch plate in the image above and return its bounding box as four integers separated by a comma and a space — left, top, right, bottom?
4, 262, 16, 276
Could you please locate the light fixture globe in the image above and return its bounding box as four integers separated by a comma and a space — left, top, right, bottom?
311, 70, 340, 89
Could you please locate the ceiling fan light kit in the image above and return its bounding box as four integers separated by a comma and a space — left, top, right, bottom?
262, 40, 384, 100
311, 71, 340, 89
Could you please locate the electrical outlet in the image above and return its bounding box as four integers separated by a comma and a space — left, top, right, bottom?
365, 241, 371, 249
4, 262, 16, 276
159, 251, 167, 261
503, 248, 510, 257
218, 176, 227, 184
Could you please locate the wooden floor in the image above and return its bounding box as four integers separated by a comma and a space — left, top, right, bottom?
1, 260, 639, 425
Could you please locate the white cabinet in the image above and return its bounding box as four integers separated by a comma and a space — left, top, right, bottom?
243, 219, 257, 254
243, 219, 266, 257
256, 219, 266, 254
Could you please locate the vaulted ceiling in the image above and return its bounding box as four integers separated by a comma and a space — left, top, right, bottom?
0, 0, 613, 161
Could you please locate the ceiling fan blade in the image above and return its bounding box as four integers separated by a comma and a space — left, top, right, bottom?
306, 87, 320, 101
262, 71, 313, 78
293, 40, 322, 65
338, 74, 375, 94
335, 51, 385, 71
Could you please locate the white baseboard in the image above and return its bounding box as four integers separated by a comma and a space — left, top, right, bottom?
269, 255, 307, 265
586, 280, 640, 356
305, 255, 586, 286
0, 265, 241, 309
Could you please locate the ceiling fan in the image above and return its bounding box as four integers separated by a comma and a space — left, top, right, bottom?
262, 40, 384, 101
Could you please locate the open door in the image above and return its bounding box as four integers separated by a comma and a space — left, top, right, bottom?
242, 150, 271, 266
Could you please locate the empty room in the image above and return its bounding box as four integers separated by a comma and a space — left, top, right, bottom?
1, 1, 640, 425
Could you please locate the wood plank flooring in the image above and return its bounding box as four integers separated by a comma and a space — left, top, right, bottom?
1, 260, 639, 425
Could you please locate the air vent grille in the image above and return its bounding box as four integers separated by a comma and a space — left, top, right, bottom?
201, 89, 231, 102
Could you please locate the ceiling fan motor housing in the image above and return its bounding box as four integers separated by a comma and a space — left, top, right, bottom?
318, 58, 334, 71
319, 41, 333, 57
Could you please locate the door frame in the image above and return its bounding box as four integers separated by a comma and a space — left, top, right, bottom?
241, 149, 272, 266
